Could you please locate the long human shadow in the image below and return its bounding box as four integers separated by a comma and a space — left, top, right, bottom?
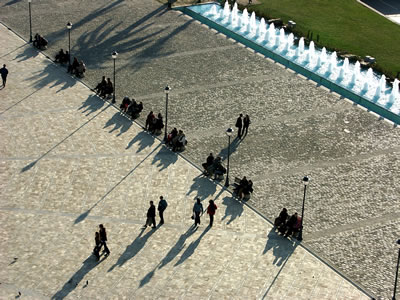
21, 103, 111, 173
3, 0, 21, 6
13, 45, 39, 62
139, 226, 196, 288
108, 227, 158, 272
51, 255, 105, 300
126, 131, 155, 152
174, 226, 210, 266
152, 146, 178, 171
74, 144, 161, 224
78, 94, 105, 116
217, 137, 241, 161
261, 229, 298, 298
103, 111, 132, 136
221, 195, 243, 225
186, 175, 217, 200
24, 63, 76, 92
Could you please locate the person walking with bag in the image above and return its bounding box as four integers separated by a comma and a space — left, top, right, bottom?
206, 200, 217, 227
158, 196, 168, 225
99, 224, 110, 257
193, 198, 204, 227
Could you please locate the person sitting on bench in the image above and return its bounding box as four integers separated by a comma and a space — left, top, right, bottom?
68, 57, 79, 74
172, 130, 186, 151
55, 49, 65, 63
95, 76, 107, 95
274, 208, 288, 233
33, 33, 48, 50
120, 96, 131, 113
75, 60, 86, 77
167, 128, 178, 146
100, 78, 113, 98
202, 153, 215, 176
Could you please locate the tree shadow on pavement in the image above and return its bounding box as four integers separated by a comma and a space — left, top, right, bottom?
108, 227, 158, 272
24, 63, 76, 92
262, 228, 298, 266
152, 146, 178, 171
103, 111, 132, 136
174, 226, 210, 266
139, 226, 196, 288
51, 255, 105, 300
126, 131, 155, 152
220, 195, 243, 225
78, 94, 105, 116
186, 175, 217, 200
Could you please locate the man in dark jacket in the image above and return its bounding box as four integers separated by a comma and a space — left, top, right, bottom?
145, 201, 156, 228
157, 196, 168, 225
0, 64, 8, 87
235, 114, 243, 138
99, 224, 110, 256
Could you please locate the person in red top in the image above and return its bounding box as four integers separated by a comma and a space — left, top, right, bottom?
207, 200, 217, 227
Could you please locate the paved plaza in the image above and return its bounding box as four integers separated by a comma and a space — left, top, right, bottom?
0, 0, 399, 298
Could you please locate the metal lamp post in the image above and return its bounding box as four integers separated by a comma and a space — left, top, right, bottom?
297, 176, 309, 241
112, 51, 118, 104
28, 0, 32, 42
164, 85, 170, 141
393, 239, 400, 300
224, 128, 233, 187
66, 22, 72, 67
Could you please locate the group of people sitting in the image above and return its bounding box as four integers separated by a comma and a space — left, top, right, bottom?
54, 49, 70, 64
202, 153, 226, 180
274, 208, 302, 237
145, 111, 164, 135
33, 33, 48, 50
234, 176, 253, 200
94, 76, 114, 98
67, 57, 86, 77
120, 96, 143, 119
166, 128, 187, 152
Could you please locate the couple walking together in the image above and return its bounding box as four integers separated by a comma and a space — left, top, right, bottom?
193, 198, 217, 227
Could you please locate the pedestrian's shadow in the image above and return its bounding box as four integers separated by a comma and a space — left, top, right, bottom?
108, 227, 158, 272
103, 111, 132, 136
174, 226, 210, 266
51, 255, 105, 300
221, 195, 243, 225
186, 175, 217, 199
263, 228, 298, 266
78, 94, 104, 116
217, 137, 241, 161
152, 146, 178, 171
139, 226, 196, 288
126, 131, 155, 152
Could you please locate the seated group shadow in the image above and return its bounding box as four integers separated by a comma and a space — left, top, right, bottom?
221, 195, 244, 225
152, 146, 178, 171
263, 228, 298, 266
51, 255, 106, 300
126, 131, 155, 152
24, 64, 76, 92
104, 111, 132, 136
187, 175, 217, 199
78, 95, 105, 116
108, 227, 158, 272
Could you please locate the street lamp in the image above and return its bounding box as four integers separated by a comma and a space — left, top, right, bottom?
224, 128, 233, 187
164, 85, 170, 142
112, 51, 118, 104
66, 22, 72, 68
393, 239, 400, 300
297, 175, 309, 241
28, 0, 32, 43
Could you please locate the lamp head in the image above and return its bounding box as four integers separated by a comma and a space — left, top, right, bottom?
28, 0, 32, 3
112, 51, 118, 59
226, 128, 233, 137
66, 22, 72, 30
303, 176, 309, 185
165, 85, 170, 94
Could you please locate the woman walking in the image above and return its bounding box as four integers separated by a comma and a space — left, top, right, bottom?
207, 200, 217, 227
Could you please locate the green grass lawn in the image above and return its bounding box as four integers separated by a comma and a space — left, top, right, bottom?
245, 0, 400, 78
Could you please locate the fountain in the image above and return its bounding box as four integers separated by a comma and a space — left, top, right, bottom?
182, 3, 400, 122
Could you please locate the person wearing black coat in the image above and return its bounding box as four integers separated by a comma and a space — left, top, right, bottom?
144, 201, 156, 228
99, 224, 110, 256
235, 114, 243, 138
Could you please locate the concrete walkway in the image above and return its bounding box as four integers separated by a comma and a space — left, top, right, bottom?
0, 24, 370, 299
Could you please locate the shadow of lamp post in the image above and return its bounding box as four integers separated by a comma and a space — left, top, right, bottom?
164, 85, 170, 142
66, 22, 72, 68
393, 239, 400, 300
28, 0, 32, 42
297, 175, 309, 241
224, 127, 233, 187
112, 51, 118, 104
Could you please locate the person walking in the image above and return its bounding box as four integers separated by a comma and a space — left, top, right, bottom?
93, 232, 101, 261
235, 114, 243, 138
206, 200, 217, 227
144, 201, 156, 228
243, 114, 251, 137
99, 224, 110, 257
0, 64, 8, 87
157, 196, 168, 225
192, 198, 204, 227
